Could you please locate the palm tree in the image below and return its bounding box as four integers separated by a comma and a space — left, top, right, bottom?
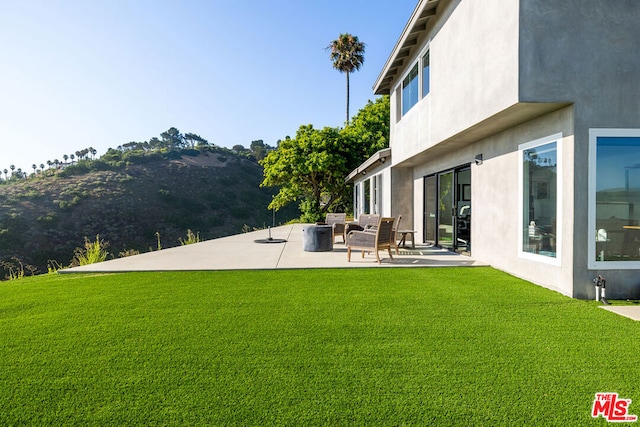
327, 33, 366, 125
32, 164, 37, 175
3, 169, 7, 180
63, 154, 69, 165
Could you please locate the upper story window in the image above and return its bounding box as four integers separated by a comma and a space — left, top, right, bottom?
398, 48, 430, 119
402, 64, 419, 116
422, 50, 430, 97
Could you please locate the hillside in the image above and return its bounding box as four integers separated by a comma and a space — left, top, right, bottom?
0, 151, 298, 275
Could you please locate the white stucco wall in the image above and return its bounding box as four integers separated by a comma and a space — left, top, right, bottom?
391, 0, 520, 165
470, 108, 575, 297
409, 107, 575, 297
378, 0, 640, 298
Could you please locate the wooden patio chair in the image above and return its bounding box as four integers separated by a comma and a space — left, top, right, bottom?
392, 215, 402, 255
344, 214, 379, 240
325, 213, 346, 243
346, 217, 395, 264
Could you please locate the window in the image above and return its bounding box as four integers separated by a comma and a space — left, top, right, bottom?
372, 174, 382, 214
402, 64, 419, 115
589, 129, 640, 268
363, 179, 371, 214
519, 134, 561, 262
422, 50, 430, 97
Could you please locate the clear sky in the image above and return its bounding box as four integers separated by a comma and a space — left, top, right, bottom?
0, 0, 416, 174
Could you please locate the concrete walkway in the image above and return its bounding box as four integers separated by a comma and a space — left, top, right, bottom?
62, 223, 484, 273
599, 305, 640, 321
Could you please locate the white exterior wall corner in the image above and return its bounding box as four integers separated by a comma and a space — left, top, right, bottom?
471, 107, 575, 297
376, 0, 640, 298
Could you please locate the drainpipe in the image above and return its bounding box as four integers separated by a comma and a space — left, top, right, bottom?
593, 275, 609, 304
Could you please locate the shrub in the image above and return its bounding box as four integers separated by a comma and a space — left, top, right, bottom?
0, 257, 37, 281
118, 249, 140, 258
179, 229, 200, 245
47, 260, 64, 274
71, 235, 110, 266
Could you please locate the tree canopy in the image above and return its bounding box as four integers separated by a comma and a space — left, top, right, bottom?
260, 125, 346, 222
261, 96, 389, 221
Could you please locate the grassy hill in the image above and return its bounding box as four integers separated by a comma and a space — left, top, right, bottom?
0, 151, 298, 276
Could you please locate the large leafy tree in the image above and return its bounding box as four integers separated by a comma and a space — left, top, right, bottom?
260, 96, 390, 221
341, 95, 390, 163
260, 125, 348, 222
327, 33, 366, 125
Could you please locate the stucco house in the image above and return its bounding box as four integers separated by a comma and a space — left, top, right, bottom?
347, 0, 640, 299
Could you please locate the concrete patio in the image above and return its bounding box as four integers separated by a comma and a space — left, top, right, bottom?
62, 223, 483, 273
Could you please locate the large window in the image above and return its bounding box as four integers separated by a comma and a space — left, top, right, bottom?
398, 47, 430, 118
402, 64, 419, 116
589, 129, 640, 267
520, 135, 561, 261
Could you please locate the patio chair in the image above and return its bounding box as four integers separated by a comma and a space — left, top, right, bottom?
344, 214, 379, 241
325, 213, 346, 243
346, 217, 395, 264
392, 215, 402, 254
365, 215, 402, 254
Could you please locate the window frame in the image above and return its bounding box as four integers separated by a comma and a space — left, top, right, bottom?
396, 44, 431, 119
518, 133, 563, 266
401, 63, 419, 116
588, 128, 640, 269
422, 49, 430, 98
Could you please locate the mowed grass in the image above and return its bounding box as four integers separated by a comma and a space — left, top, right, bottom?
1, 268, 639, 426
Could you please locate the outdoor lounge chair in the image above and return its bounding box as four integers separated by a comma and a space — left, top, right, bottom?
325, 213, 347, 243
346, 217, 395, 264
344, 214, 379, 241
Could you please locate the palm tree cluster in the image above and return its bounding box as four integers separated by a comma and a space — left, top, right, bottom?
2, 147, 97, 182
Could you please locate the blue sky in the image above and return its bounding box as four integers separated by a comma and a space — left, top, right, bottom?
0, 0, 416, 174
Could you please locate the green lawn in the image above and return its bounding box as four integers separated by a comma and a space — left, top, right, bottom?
1, 267, 638, 426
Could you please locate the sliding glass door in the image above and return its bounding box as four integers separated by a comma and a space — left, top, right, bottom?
424, 165, 471, 253
438, 171, 455, 250
424, 175, 437, 243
